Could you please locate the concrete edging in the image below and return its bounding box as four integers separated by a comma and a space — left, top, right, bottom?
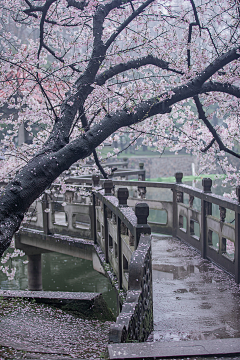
108, 337, 240, 359
0, 289, 115, 321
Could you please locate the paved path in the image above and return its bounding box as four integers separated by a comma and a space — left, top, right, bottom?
109, 235, 240, 359
152, 236, 240, 342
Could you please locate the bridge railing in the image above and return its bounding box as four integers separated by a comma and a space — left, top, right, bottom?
23, 172, 240, 283
92, 179, 153, 342
85, 173, 240, 284
172, 174, 240, 283
93, 180, 151, 289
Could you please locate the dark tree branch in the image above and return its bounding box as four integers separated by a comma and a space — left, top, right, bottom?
189, 0, 200, 26
36, 75, 58, 121
200, 81, 240, 98
78, 108, 108, 178
105, 0, 155, 50
24, 0, 32, 8
95, 55, 183, 86
23, 0, 57, 17
103, 133, 143, 160
201, 138, 215, 152
0, 45, 240, 256
187, 0, 200, 67
42, 42, 81, 73
194, 95, 240, 159
129, 0, 135, 12
192, 47, 240, 86
92, 149, 108, 179
188, 0, 219, 67
66, 0, 86, 10
44, 0, 155, 152
38, 0, 58, 58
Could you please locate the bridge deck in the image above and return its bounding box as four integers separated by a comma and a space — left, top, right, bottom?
109, 235, 240, 359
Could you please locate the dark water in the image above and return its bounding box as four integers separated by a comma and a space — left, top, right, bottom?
0, 251, 118, 316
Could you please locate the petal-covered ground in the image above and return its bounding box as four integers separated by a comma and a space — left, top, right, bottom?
0, 298, 113, 359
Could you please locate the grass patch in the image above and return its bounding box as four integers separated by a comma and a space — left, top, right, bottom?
144, 174, 226, 183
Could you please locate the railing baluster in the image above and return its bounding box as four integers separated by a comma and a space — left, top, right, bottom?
189, 195, 194, 208
219, 206, 226, 254
103, 204, 109, 263
138, 163, 146, 199
103, 180, 114, 263
201, 178, 212, 259
42, 193, 50, 235
235, 186, 240, 283
92, 192, 97, 244
117, 216, 122, 289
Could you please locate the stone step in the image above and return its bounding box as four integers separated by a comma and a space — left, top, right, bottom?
0, 289, 115, 321
108, 338, 240, 359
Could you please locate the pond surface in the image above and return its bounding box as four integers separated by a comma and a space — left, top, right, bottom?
0, 251, 118, 316
0, 252, 117, 359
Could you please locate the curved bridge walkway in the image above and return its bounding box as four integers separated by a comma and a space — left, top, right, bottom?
14, 174, 240, 359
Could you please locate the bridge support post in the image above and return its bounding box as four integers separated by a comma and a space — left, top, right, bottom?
28, 254, 42, 291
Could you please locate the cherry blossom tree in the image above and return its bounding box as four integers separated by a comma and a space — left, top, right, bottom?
0, 0, 239, 257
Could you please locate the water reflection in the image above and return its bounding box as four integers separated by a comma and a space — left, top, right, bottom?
0, 252, 118, 316
153, 263, 197, 281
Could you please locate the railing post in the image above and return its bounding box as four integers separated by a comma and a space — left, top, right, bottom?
123, 158, 128, 168
92, 175, 100, 244
92, 174, 100, 187
117, 188, 129, 207
138, 163, 146, 199
104, 204, 109, 263
117, 188, 129, 289
219, 205, 226, 254
138, 163, 145, 181
64, 190, 74, 203
172, 185, 178, 237
134, 203, 151, 249
104, 179, 113, 195
117, 216, 122, 289
92, 192, 97, 244
103, 180, 114, 263
42, 193, 50, 235
201, 178, 212, 259
175, 172, 183, 202
235, 186, 240, 283
172, 173, 183, 236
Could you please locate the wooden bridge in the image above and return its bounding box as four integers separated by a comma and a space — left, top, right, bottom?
14, 172, 240, 359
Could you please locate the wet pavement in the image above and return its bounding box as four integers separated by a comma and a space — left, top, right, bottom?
109, 236, 240, 359
152, 236, 240, 342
